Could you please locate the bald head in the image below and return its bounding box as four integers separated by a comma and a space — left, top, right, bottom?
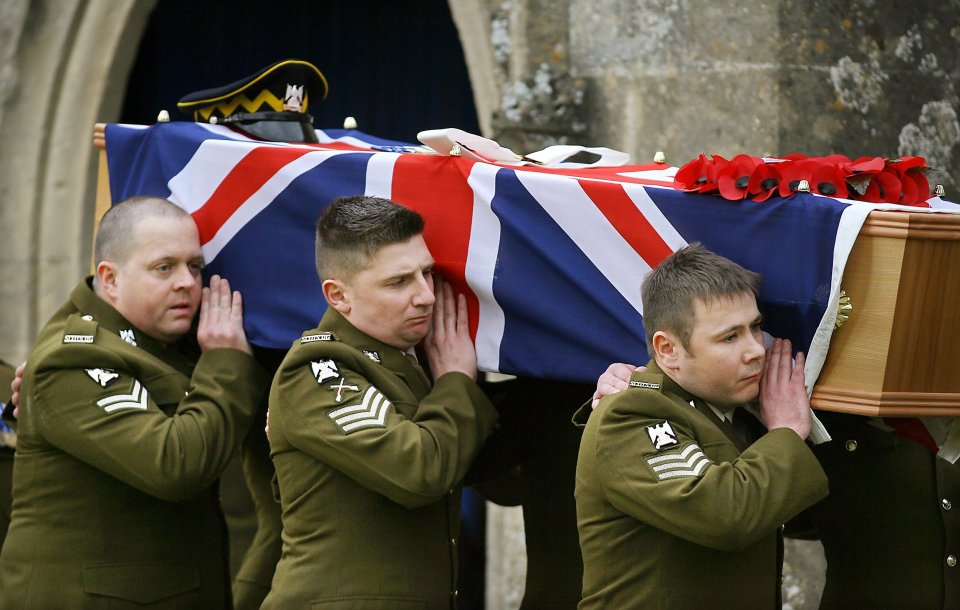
95, 196, 193, 266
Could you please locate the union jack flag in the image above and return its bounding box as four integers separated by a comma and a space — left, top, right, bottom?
106, 122, 919, 385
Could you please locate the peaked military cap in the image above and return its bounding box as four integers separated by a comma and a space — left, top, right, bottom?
177, 59, 328, 142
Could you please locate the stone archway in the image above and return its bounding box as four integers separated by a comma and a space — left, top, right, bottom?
0, 0, 156, 361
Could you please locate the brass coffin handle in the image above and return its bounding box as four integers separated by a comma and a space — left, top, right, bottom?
834, 290, 853, 329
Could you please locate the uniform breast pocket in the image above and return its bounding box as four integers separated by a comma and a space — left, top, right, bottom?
83, 561, 200, 608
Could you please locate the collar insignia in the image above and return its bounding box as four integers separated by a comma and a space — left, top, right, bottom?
86, 368, 119, 388
119, 329, 137, 346
363, 350, 381, 364
311, 359, 340, 384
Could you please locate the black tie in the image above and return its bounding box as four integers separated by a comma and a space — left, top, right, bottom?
405, 353, 432, 389
732, 407, 759, 444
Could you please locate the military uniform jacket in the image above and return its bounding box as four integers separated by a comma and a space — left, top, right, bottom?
574, 362, 828, 610
263, 308, 499, 610
802, 412, 960, 609
0, 278, 269, 609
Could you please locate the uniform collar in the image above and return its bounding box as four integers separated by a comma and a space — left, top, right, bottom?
69, 277, 197, 372
317, 308, 427, 388
638, 361, 751, 449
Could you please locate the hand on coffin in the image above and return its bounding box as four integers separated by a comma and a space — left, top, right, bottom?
759, 338, 811, 440
423, 277, 478, 381
197, 275, 253, 356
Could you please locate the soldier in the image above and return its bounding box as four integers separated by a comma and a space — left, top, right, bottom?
262, 195, 499, 609
177, 59, 330, 608
574, 243, 828, 609
594, 362, 960, 605
0, 196, 269, 608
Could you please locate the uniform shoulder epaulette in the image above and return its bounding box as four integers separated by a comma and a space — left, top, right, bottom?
298, 331, 339, 345
628, 371, 665, 392
61, 314, 99, 345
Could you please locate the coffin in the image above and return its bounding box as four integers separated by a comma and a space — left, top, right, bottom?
811, 210, 960, 416
92, 123, 960, 416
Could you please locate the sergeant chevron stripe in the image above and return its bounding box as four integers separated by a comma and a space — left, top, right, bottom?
645, 443, 711, 480
328, 387, 392, 433
96, 379, 149, 413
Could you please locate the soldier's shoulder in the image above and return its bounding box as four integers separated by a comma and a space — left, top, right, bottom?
284, 329, 373, 368
603, 371, 686, 413
30, 313, 127, 373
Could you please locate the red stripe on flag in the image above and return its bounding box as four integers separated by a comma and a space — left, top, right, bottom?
191, 146, 313, 244
578, 179, 675, 268
391, 155, 482, 338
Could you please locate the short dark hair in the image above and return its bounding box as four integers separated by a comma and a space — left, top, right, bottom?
641, 242, 760, 355
95, 196, 192, 265
314, 195, 425, 281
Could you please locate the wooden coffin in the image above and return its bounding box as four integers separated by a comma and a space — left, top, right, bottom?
811, 210, 960, 416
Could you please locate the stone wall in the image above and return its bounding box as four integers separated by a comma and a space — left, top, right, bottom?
455, 0, 959, 189
0, 0, 155, 364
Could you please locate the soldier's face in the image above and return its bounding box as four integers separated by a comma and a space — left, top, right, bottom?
105, 216, 204, 344
332, 235, 436, 350
669, 293, 766, 408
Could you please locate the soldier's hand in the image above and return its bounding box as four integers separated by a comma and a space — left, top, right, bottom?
423, 277, 477, 381
759, 338, 811, 440
197, 275, 252, 355
10, 360, 25, 418
592, 362, 640, 409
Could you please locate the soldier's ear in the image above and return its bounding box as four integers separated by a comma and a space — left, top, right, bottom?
652, 330, 681, 372
95, 261, 120, 301
322, 279, 351, 314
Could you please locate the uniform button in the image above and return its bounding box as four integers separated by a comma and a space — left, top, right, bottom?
943, 499, 953, 511
845, 440, 858, 452
450, 538, 456, 546
948, 555, 957, 567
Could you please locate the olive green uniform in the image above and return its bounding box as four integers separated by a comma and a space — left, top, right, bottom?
231, 375, 283, 610
263, 308, 499, 609
0, 359, 16, 550
0, 278, 269, 609
802, 411, 960, 608
574, 362, 828, 609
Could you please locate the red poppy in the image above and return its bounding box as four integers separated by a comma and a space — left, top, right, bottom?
901, 170, 931, 206
777, 159, 817, 197
893, 156, 928, 172
820, 153, 853, 169
850, 156, 886, 174
717, 154, 762, 200
810, 164, 849, 199
889, 157, 931, 206
747, 162, 782, 202
674, 154, 728, 193
863, 169, 902, 203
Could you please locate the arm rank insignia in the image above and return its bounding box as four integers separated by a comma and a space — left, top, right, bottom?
644, 443, 712, 481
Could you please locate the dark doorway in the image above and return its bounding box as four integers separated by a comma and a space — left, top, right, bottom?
120, 0, 480, 143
